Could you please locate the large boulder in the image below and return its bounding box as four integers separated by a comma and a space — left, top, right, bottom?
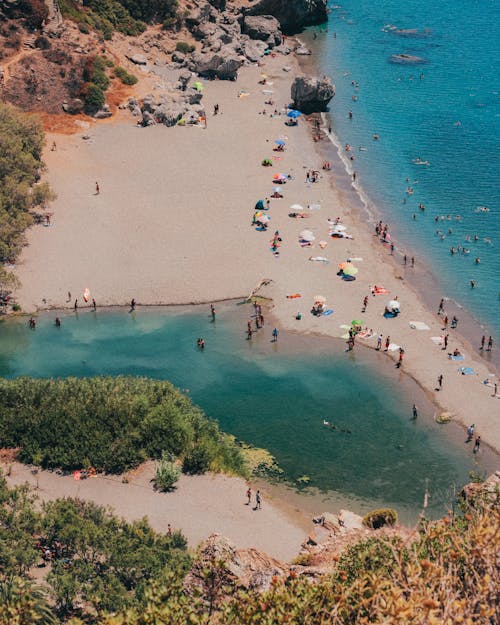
191, 47, 243, 80
62, 98, 84, 115
244, 0, 327, 34
154, 102, 186, 127
243, 39, 268, 62
243, 15, 282, 47
291, 75, 335, 113
126, 53, 148, 65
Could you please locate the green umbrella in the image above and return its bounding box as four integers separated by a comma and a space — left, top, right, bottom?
342, 265, 358, 276
194, 82, 203, 91
351, 319, 363, 326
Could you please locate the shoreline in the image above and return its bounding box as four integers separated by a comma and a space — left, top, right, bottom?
10, 50, 500, 453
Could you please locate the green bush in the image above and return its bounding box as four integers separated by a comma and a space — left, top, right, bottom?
82, 83, 105, 112
0, 376, 246, 475
362, 507, 398, 529
114, 66, 138, 85
154, 452, 181, 491
175, 41, 195, 54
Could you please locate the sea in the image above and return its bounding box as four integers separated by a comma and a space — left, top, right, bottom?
303, 0, 499, 344
0, 303, 496, 524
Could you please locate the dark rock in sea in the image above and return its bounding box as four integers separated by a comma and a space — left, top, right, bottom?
390, 53, 427, 65
291, 75, 335, 113
391, 28, 432, 39
243, 15, 282, 47
243, 0, 328, 34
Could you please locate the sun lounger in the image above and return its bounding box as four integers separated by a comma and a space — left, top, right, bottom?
459, 367, 475, 375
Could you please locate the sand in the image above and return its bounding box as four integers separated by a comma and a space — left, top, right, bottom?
4, 460, 309, 561
10, 52, 498, 476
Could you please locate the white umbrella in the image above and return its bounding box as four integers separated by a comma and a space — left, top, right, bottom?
299, 229, 315, 242
387, 300, 400, 309
332, 224, 347, 232
314, 295, 327, 304
258, 214, 270, 224
290, 204, 304, 210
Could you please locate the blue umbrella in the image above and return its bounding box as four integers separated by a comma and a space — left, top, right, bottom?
287, 109, 302, 118
255, 199, 265, 210
274, 139, 286, 146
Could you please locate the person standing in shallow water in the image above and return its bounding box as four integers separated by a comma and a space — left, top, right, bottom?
412, 404, 418, 419
272, 328, 279, 342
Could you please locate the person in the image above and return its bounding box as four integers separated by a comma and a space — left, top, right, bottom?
247, 326, 253, 340
442, 315, 448, 330
466, 424, 475, 442
396, 347, 404, 368
29, 316, 36, 329
74, 299, 78, 311
51, 141, 56, 151
384, 336, 390, 351
130, 298, 136, 311
352, 171, 356, 181
246, 487, 251, 505
265, 197, 270, 210
95, 182, 100, 195
438, 299, 444, 315
210, 304, 216, 321
412, 404, 418, 419
480, 335, 485, 350
295, 312, 302, 320
473, 436, 481, 453
452, 348, 461, 357
45, 214, 50, 226
390, 242, 394, 255
493, 382, 498, 397
348, 110, 353, 119
437, 374, 443, 390
486, 336, 493, 352
376, 334, 382, 350
272, 327, 279, 342
411, 257, 415, 267
92, 298, 96, 311
451, 316, 458, 329
254, 490, 261, 510
362, 295, 368, 312
167, 524, 172, 537
214, 103, 219, 115
55, 317, 61, 328
470, 280, 475, 288
403, 254, 407, 266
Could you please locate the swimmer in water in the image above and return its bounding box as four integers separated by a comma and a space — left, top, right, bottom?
475, 257, 480, 264
470, 280, 475, 288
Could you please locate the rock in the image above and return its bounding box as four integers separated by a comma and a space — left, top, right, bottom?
244, 0, 328, 34
94, 107, 112, 119
243, 40, 268, 62
141, 110, 156, 126
61, 98, 84, 114
177, 70, 192, 91
243, 15, 282, 47
207, 0, 226, 10
126, 53, 148, 65
154, 102, 186, 126
172, 50, 185, 64
291, 75, 335, 113
194, 21, 219, 40
295, 45, 311, 55
184, 87, 203, 105
273, 44, 292, 55
390, 53, 426, 64
192, 47, 243, 80
141, 95, 156, 113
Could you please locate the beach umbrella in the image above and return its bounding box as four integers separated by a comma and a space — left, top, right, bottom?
287, 109, 302, 118
255, 199, 265, 210
331, 224, 347, 232
351, 319, 363, 326
299, 229, 315, 242
274, 139, 286, 146
290, 203, 304, 210
387, 300, 401, 309
342, 265, 358, 276
338, 262, 351, 270
273, 173, 287, 180
273, 187, 283, 193
314, 295, 327, 304
193, 82, 203, 91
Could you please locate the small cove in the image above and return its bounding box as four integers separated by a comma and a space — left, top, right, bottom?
0, 301, 496, 524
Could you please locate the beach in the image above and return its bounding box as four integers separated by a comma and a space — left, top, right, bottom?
13, 52, 499, 458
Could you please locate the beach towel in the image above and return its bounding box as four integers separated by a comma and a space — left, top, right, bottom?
323, 309, 334, 316
383, 311, 398, 318
341, 333, 350, 339
309, 256, 329, 263
387, 343, 400, 351
358, 330, 375, 339
349, 257, 364, 262
431, 336, 444, 344
286, 294, 301, 299
409, 321, 430, 330
343, 275, 356, 281
309, 204, 321, 210
450, 355, 465, 361
373, 286, 389, 295
340, 324, 351, 329
459, 367, 476, 375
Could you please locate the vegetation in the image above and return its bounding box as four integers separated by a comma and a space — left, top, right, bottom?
362, 507, 398, 529
0, 103, 54, 292
175, 41, 195, 54
58, 0, 179, 38
0, 474, 190, 623
154, 451, 180, 491
81, 55, 111, 112
114, 66, 138, 85
0, 376, 247, 475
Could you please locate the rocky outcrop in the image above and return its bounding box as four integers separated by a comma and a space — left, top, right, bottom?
243, 0, 328, 34
190, 47, 242, 80
291, 75, 335, 113
133, 88, 206, 127
126, 53, 148, 65
242, 15, 282, 47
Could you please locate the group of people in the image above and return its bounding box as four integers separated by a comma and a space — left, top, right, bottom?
246, 487, 262, 510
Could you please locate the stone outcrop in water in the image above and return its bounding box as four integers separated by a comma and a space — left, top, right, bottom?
390, 53, 426, 64
291, 75, 335, 113
243, 0, 328, 34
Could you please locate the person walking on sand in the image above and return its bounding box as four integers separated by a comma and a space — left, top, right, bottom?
95, 182, 100, 195
473, 436, 481, 454
403, 254, 407, 266
246, 487, 252, 505
480, 335, 485, 350
442, 334, 449, 351
437, 374, 443, 390
466, 424, 475, 442
130, 298, 136, 311
396, 347, 404, 368
74, 299, 78, 311
412, 404, 418, 419
442, 315, 448, 330
438, 298, 444, 315
362, 295, 368, 312
376, 334, 382, 350
247, 326, 253, 340
92, 298, 96, 311
411, 256, 415, 267
272, 327, 279, 342
384, 336, 390, 352
167, 524, 172, 537
493, 382, 497, 397
254, 490, 262, 510
486, 336, 493, 351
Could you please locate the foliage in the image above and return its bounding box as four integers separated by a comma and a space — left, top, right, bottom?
80, 55, 111, 112
9, 0, 49, 30
175, 41, 195, 54
0, 103, 53, 289
0, 376, 247, 475
114, 66, 138, 85
154, 452, 180, 491
82, 82, 105, 112
0, 475, 190, 624
362, 507, 398, 529
105, 487, 499, 625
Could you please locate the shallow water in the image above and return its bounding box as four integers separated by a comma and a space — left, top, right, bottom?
304, 0, 499, 341
0, 303, 496, 523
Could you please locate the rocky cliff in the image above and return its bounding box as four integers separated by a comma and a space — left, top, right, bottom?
243, 0, 328, 34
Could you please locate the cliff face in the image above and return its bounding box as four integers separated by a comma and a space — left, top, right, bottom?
243, 0, 328, 34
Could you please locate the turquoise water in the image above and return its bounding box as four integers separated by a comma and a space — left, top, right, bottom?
306, 0, 499, 339
0, 303, 495, 522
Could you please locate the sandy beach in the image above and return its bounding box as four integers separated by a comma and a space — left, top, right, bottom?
4, 460, 309, 561
13, 53, 499, 460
